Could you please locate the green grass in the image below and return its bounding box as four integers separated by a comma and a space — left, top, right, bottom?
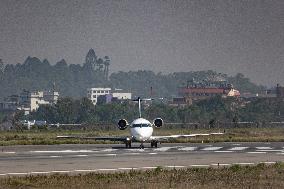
1, 163, 284, 189
1, 127, 284, 146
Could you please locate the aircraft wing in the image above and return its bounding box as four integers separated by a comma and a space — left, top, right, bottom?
56, 135, 129, 142
150, 132, 224, 141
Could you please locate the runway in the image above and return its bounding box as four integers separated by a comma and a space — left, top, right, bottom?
1, 142, 284, 176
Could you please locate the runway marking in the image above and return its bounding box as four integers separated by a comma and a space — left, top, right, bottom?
30, 171, 51, 174
211, 163, 231, 166
256, 147, 273, 150
154, 147, 174, 152
247, 152, 267, 154
74, 155, 88, 157
256, 150, 284, 152
49, 156, 62, 158
101, 149, 118, 152
178, 147, 197, 151
97, 169, 117, 171
30, 150, 95, 153
125, 149, 145, 152
229, 147, 249, 151
214, 151, 233, 153
118, 168, 138, 170
232, 144, 241, 146
201, 147, 223, 151
74, 169, 97, 172
260, 162, 276, 164
165, 165, 186, 168
148, 153, 157, 155
190, 164, 210, 167
141, 166, 157, 169
2, 161, 283, 177
104, 154, 117, 156
1, 152, 16, 154
51, 170, 71, 173
7, 172, 28, 175
234, 163, 254, 165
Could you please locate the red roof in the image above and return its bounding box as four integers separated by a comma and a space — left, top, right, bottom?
180, 88, 225, 94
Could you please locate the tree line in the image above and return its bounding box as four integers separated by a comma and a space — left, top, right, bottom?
22, 96, 283, 125
0, 55, 264, 100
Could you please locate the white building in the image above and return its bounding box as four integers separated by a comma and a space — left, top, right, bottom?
112, 92, 132, 100
87, 87, 111, 105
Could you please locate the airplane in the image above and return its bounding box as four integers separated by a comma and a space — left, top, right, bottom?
57, 97, 224, 149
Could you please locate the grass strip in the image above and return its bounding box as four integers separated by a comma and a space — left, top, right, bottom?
1, 163, 284, 189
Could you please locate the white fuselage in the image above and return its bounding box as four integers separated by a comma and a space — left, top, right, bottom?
130, 118, 153, 142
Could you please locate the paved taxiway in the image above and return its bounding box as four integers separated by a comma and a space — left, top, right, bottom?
1, 142, 284, 176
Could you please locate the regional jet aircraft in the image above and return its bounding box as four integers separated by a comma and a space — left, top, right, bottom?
58, 98, 223, 148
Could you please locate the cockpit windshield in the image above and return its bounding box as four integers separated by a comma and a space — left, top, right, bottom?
131, 124, 151, 128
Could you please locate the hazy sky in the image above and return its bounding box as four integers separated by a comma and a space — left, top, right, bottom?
0, 0, 283, 86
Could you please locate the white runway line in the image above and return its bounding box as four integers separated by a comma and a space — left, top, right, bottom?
154, 147, 174, 152
74, 169, 97, 172
7, 172, 28, 175
97, 169, 117, 171
229, 147, 249, 151
30, 150, 95, 153
214, 151, 233, 153
178, 147, 197, 151
256, 147, 273, 150
201, 147, 223, 151
165, 166, 186, 168
1, 152, 16, 154
124, 149, 145, 152
51, 170, 71, 173
234, 163, 255, 165
256, 150, 284, 152
211, 163, 231, 166
118, 168, 138, 170
141, 166, 158, 169
49, 156, 62, 158
247, 152, 267, 154
104, 154, 117, 156
74, 155, 88, 157
190, 164, 210, 167
148, 152, 158, 155
30, 171, 51, 174
101, 149, 118, 152
260, 162, 276, 164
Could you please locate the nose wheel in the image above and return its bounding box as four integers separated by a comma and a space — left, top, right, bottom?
139, 143, 145, 149
151, 141, 158, 148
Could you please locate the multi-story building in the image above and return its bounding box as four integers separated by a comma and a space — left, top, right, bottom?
87, 88, 132, 105
0, 90, 59, 114
87, 88, 111, 105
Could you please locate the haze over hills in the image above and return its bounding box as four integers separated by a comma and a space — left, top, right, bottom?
0, 49, 264, 100
0, 0, 283, 86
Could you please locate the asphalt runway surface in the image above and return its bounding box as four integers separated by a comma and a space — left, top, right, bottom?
1, 142, 284, 176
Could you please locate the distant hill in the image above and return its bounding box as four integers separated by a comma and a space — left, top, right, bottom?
0, 52, 265, 100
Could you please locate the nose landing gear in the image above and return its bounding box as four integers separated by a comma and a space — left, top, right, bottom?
140, 143, 145, 149
150, 141, 158, 148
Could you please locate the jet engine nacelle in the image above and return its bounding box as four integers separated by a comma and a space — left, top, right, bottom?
153, 118, 163, 128
117, 119, 128, 130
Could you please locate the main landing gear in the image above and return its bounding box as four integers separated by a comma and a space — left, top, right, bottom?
125, 140, 132, 148
150, 141, 158, 148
